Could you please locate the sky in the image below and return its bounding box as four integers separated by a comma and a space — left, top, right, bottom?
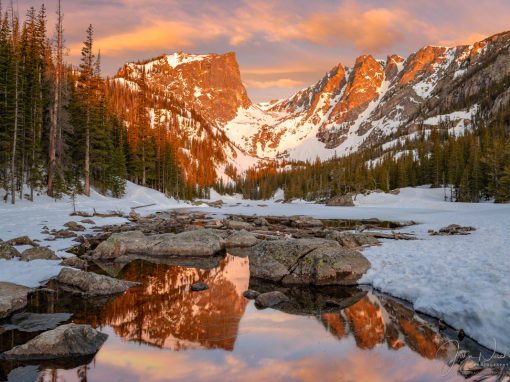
14, 0, 510, 102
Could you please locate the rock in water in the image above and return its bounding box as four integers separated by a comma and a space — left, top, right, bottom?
190, 282, 209, 292
242, 290, 260, 300
247, 238, 370, 286
0, 283, 31, 319
56, 268, 140, 295
20, 247, 60, 261
255, 291, 289, 308
1, 324, 108, 360
0, 242, 21, 260
2, 312, 72, 332
93, 229, 225, 259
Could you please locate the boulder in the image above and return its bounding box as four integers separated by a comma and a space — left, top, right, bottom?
255, 291, 289, 308
60, 256, 88, 270
1, 324, 108, 360
0, 283, 31, 319
290, 216, 323, 228
190, 282, 209, 292
224, 220, 255, 231
64, 221, 86, 232
56, 268, 140, 295
0, 242, 21, 260
225, 230, 258, 248
52, 230, 77, 238
247, 238, 370, 286
326, 194, 355, 207
327, 231, 380, 249
6, 236, 37, 246
80, 219, 96, 225
93, 229, 225, 259
20, 247, 59, 261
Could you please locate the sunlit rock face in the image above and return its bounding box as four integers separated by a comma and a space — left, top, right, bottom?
116, 52, 251, 126
70, 256, 250, 351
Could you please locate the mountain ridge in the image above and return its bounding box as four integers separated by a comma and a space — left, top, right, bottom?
111, 31, 510, 183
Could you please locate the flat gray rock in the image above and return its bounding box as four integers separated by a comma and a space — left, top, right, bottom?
56, 268, 140, 296
93, 229, 225, 259
0, 283, 31, 319
2, 323, 108, 360
2, 312, 72, 332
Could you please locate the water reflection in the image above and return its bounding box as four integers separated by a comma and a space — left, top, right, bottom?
0, 254, 504, 382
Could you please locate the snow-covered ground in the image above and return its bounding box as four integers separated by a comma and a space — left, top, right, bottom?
0, 182, 188, 287
1, 183, 509, 354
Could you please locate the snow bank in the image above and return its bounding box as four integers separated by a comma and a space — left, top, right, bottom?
0, 182, 189, 287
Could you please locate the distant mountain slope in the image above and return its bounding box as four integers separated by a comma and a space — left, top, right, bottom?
111, 32, 510, 182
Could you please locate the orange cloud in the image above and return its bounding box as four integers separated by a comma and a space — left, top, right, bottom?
245, 78, 305, 89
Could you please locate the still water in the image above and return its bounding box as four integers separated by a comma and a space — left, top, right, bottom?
0, 255, 491, 382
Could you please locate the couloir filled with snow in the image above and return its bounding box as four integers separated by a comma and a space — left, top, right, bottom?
1, 183, 509, 355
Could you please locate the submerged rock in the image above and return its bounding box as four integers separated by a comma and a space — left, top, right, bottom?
1, 323, 108, 360
0, 283, 31, 319
190, 282, 209, 292
247, 238, 370, 286
255, 291, 289, 308
56, 268, 140, 295
93, 229, 225, 259
2, 312, 72, 332
0, 242, 21, 260
20, 247, 59, 261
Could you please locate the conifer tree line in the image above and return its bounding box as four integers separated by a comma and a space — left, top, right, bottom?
0, 1, 189, 204
233, 103, 510, 203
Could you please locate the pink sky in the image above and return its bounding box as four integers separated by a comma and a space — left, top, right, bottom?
17, 0, 510, 102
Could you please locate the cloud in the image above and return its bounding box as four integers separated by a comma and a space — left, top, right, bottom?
245, 78, 304, 89
67, 19, 224, 57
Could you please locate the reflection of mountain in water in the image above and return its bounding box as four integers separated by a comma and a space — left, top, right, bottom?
99, 255, 250, 351
319, 294, 456, 360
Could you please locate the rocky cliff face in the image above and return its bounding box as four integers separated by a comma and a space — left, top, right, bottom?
117, 52, 251, 126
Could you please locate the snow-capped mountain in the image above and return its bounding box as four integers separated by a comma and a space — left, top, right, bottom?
112, 31, 510, 182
